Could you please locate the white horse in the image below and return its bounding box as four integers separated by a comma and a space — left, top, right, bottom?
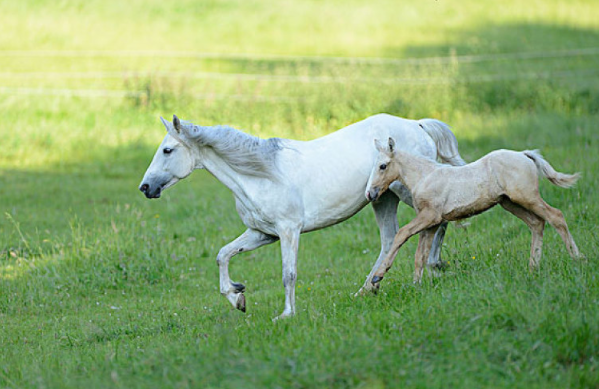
366, 137, 581, 286
139, 114, 465, 320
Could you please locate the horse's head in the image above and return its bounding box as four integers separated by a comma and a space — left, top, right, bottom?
365, 137, 397, 202
139, 115, 200, 199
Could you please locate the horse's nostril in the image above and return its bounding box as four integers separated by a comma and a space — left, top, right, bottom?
140, 183, 149, 193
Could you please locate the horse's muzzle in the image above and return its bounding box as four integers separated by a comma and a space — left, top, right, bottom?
139, 183, 161, 199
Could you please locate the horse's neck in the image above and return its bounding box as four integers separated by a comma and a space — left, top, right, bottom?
394, 151, 438, 191
199, 148, 258, 200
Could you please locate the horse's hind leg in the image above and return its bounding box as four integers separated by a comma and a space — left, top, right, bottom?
217, 229, 278, 312
355, 190, 399, 296
500, 198, 545, 270
427, 222, 448, 271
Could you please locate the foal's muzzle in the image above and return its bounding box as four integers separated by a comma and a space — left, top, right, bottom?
366, 187, 380, 202
139, 183, 162, 199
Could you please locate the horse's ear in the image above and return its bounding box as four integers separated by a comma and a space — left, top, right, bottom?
374, 138, 385, 152
160, 116, 171, 131
173, 115, 182, 134
388, 137, 395, 153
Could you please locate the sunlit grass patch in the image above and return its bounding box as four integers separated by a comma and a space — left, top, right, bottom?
1, 0, 599, 387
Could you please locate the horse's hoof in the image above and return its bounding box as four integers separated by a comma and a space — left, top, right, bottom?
428, 260, 450, 271
236, 293, 246, 313
231, 282, 246, 293
272, 312, 294, 322
371, 275, 383, 285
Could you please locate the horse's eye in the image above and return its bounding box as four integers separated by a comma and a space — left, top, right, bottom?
379, 163, 387, 170
163, 148, 173, 155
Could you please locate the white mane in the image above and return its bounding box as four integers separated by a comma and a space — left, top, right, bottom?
187, 122, 284, 178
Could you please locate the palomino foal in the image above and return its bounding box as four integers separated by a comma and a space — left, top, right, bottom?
366, 137, 581, 285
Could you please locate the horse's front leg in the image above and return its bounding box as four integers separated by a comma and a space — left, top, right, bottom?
217, 228, 277, 312
273, 227, 301, 321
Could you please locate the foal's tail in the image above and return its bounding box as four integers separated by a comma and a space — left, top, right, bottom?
418, 119, 466, 166
523, 150, 581, 188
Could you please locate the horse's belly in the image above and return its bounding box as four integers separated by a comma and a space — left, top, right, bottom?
301, 196, 368, 232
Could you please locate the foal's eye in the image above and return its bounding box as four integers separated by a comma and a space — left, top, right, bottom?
163, 148, 173, 155
379, 163, 387, 170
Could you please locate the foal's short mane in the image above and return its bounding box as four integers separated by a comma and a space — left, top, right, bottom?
188, 121, 283, 178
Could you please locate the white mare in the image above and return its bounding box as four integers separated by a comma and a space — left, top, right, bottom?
139, 114, 465, 320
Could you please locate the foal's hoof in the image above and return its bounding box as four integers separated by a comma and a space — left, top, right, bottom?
354, 282, 380, 297
236, 293, 246, 313
371, 275, 383, 285
232, 282, 246, 293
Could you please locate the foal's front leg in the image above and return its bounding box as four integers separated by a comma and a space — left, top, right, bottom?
415, 225, 441, 283
355, 191, 399, 296
217, 229, 277, 312
371, 211, 440, 286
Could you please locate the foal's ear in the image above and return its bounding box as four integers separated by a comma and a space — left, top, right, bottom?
374, 138, 385, 152
388, 137, 395, 153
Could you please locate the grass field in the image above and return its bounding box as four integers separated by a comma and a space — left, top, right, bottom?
1, 0, 599, 388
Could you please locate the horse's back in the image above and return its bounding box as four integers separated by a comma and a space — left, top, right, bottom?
298, 113, 435, 156
277, 114, 433, 231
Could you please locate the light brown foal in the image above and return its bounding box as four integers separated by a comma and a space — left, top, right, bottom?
365, 137, 581, 286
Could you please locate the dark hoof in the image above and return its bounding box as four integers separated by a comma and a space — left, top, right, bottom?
428, 261, 450, 271
236, 293, 246, 313
232, 282, 246, 293
371, 275, 383, 285
372, 282, 380, 294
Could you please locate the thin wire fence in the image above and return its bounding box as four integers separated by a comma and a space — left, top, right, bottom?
1, 47, 598, 100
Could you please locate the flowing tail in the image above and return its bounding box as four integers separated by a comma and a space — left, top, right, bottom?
523, 150, 581, 188
418, 119, 466, 166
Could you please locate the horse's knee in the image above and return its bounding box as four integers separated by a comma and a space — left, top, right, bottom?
282, 271, 297, 287
216, 247, 231, 266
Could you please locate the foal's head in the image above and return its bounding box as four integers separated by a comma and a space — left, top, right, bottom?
139, 115, 199, 198
365, 137, 398, 202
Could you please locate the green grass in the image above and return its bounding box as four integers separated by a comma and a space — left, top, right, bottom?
1, 0, 599, 388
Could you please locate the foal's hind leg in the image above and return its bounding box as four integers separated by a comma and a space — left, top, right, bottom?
512, 196, 581, 259
500, 198, 545, 270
